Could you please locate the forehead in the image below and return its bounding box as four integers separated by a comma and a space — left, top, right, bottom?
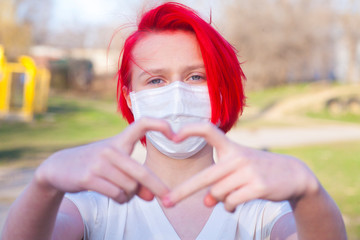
131, 31, 204, 69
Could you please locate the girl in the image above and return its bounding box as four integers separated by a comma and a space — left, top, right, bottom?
2, 2, 346, 240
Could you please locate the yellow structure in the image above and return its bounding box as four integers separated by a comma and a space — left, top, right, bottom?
0, 46, 10, 116
0, 45, 51, 121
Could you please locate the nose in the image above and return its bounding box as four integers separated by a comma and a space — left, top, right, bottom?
173, 82, 185, 115
168, 72, 183, 85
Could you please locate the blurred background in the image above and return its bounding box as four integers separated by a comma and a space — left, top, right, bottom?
0, 0, 359, 238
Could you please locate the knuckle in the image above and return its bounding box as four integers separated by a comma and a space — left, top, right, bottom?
111, 189, 128, 203
210, 187, 223, 201
224, 198, 237, 211
99, 146, 116, 159
89, 159, 104, 175
253, 178, 266, 194
78, 171, 93, 187
243, 164, 256, 177
127, 181, 139, 194
226, 196, 237, 206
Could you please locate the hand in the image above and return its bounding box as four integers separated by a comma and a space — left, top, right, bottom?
163, 123, 319, 212
35, 117, 175, 203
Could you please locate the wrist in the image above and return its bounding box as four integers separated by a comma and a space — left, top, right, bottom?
34, 163, 65, 198
290, 169, 321, 207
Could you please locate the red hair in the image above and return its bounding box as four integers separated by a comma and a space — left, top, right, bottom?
117, 2, 246, 133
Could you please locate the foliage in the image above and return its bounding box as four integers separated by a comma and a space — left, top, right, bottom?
224, 0, 360, 88
224, 0, 335, 88
0, 0, 32, 58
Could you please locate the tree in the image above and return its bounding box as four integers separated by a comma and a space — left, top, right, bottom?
223, 0, 336, 89
0, 0, 32, 59
340, 0, 360, 83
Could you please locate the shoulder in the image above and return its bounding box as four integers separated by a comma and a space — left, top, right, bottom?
66, 191, 109, 208
240, 199, 291, 217
65, 192, 128, 239
65, 191, 110, 220
236, 200, 292, 239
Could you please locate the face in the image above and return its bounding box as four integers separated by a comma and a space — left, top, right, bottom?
124, 31, 207, 106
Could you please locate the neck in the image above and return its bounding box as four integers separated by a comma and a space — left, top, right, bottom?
144, 142, 214, 188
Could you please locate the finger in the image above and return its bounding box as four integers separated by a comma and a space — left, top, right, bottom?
137, 185, 155, 201
163, 160, 238, 207
101, 146, 170, 198
109, 152, 170, 198
204, 192, 218, 207
116, 117, 175, 152
91, 157, 140, 198
86, 176, 129, 203
100, 169, 139, 199
173, 123, 231, 154
209, 170, 249, 202
223, 186, 258, 212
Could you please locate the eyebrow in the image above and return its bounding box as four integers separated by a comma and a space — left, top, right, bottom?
138, 64, 205, 79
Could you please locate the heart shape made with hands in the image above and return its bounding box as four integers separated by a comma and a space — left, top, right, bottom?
127, 117, 312, 213
127, 118, 234, 209
125, 117, 303, 213
161, 122, 234, 208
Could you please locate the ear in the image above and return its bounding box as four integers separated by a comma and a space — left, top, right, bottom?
122, 86, 132, 110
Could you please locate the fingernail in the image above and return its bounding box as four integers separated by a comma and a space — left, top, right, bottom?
204, 193, 218, 207
162, 196, 175, 208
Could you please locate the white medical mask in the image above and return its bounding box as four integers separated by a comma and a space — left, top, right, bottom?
130, 81, 211, 159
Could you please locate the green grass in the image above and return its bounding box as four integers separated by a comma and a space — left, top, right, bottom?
242, 82, 360, 127
274, 141, 360, 239
245, 83, 311, 110
0, 95, 128, 164
307, 110, 360, 124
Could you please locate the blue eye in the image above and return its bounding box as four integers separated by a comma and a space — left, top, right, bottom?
188, 74, 206, 83
148, 79, 163, 85
191, 75, 202, 81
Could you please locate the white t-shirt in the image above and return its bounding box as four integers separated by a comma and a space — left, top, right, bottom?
66, 192, 291, 240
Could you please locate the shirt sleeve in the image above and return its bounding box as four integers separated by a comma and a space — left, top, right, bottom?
259, 200, 292, 239
237, 199, 292, 240
65, 191, 109, 240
